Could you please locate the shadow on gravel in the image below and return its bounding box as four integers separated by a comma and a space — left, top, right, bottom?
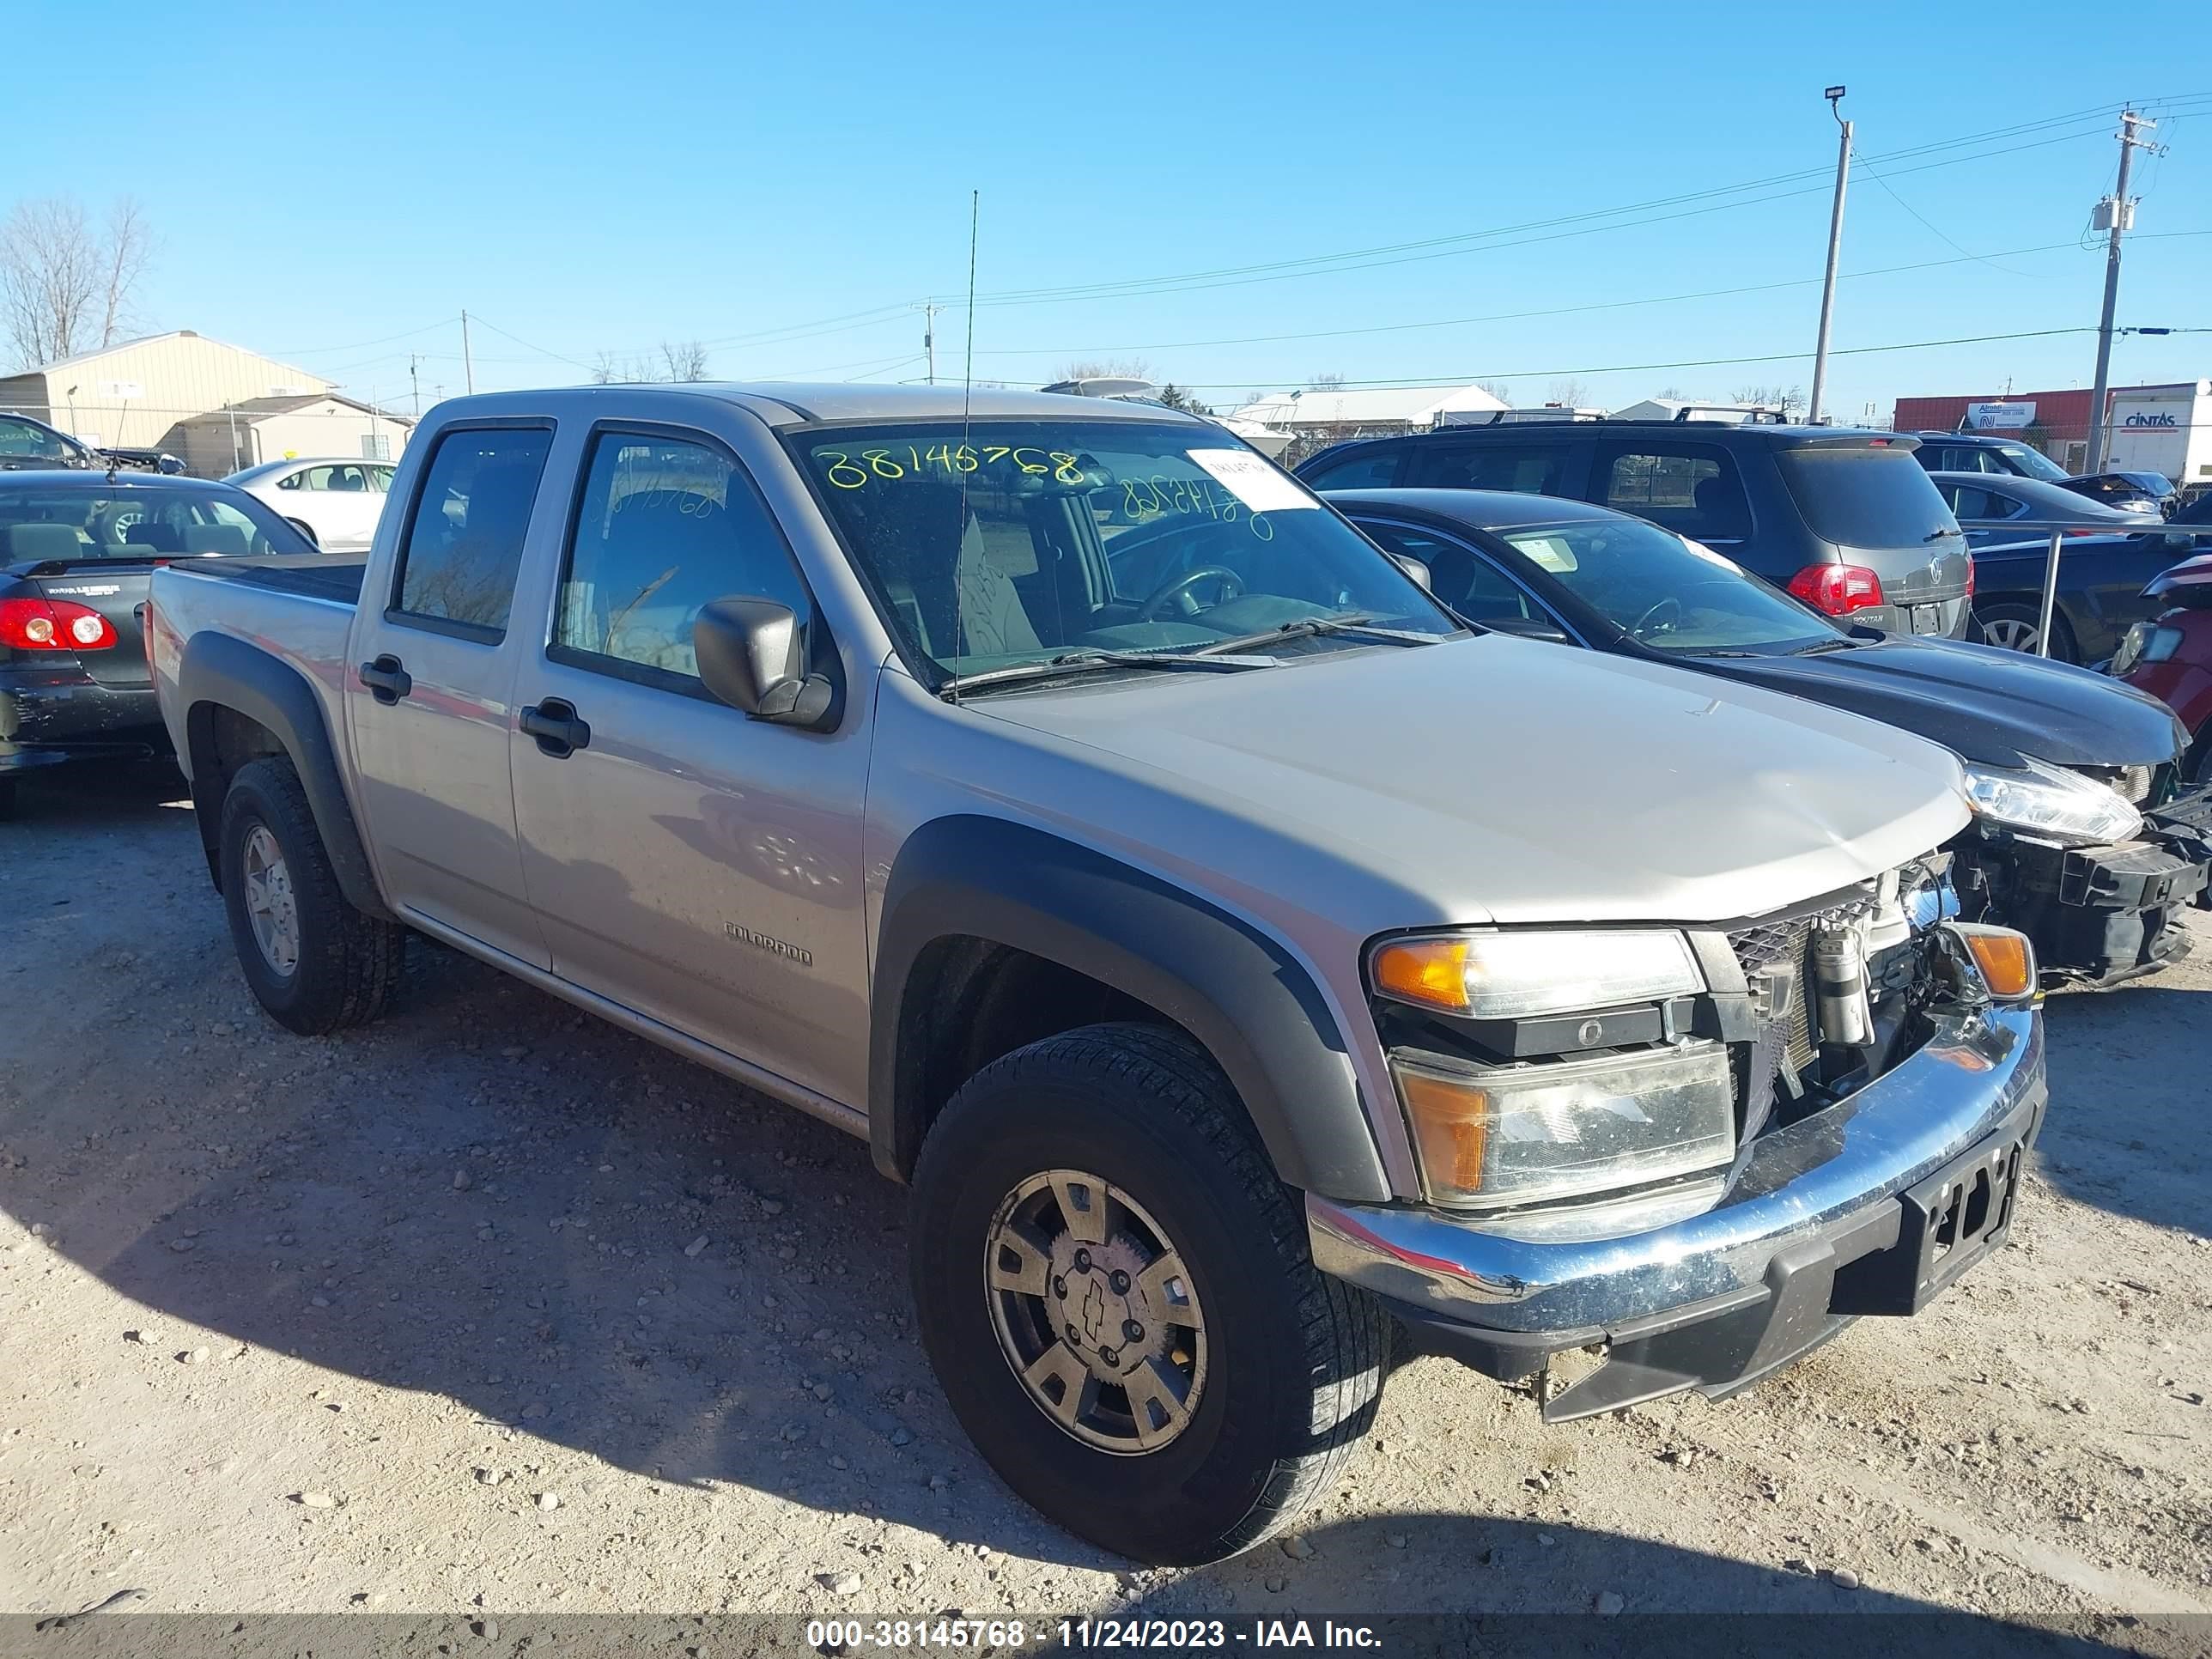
1099, 1513, 2159, 1656
2035, 983, 2212, 1238
1, 914, 1120, 1570
1, 762, 189, 826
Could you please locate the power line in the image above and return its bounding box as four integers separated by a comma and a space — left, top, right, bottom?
1172, 325, 2112, 392
966, 231, 2212, 360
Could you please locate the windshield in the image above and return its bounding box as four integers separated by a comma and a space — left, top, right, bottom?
0, 482, 313, 561
1500, 518, 1838, 655
1777, 445, 1959, 550
1994, 442, 2069, 483
793, 419, 1455, 686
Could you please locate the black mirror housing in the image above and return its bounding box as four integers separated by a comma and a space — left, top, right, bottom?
695, 597, 834, 727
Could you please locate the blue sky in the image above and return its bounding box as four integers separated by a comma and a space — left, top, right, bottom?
9, 0, 2209, 417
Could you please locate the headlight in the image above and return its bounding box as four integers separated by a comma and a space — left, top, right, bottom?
1394, 1042, 1735, 1209
2111, 622, 2183, 677
1370, 929, 1703, 1018
1962, 755, 2143, 845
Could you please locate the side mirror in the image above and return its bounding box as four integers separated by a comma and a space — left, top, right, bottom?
694, 597, 834, 726
1386, 551, 1432, 591
156, 454, 185, 475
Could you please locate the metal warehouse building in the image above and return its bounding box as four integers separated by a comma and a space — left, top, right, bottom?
0, 330, 413, 476
1892, 379, 2209, 491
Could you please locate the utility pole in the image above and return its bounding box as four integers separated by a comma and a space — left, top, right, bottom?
1808, 86, 1852, 427
409, 354, 422, 418
923, 301, 939, 386
460, 310, 476, 395
2086, 109, 2156, 473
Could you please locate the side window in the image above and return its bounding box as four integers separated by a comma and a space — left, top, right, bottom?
1411, 441, 1578, 496
1946, 485, 2009, 520
1358, 521, 1540, 625
368, 466, 395, 492
392, 427, 552, 636
1596, 443, 1751, 542
0, 418, 66, 459
1304, 448, 1403, 490
553, 429, 807, 684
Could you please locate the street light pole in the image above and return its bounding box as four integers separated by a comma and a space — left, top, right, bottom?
1808, 86, 1852, 427
2086, 109, 2155, 474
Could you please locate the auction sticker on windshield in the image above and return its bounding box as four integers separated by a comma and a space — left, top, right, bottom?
1190, 448, 1317, 513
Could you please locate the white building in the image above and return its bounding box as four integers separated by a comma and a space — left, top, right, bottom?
171, 392, 413, 479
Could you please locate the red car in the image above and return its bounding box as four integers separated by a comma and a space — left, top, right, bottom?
2115, 554, 2212, 785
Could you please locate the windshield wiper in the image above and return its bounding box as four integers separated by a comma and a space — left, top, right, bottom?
939, 649, 1279, 697
1192, 613, 1449, 656
1924, 526, 1965, 541
1789, 637, 1860, 655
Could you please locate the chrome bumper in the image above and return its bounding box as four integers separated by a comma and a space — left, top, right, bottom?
1310, 1004, 2044, 1337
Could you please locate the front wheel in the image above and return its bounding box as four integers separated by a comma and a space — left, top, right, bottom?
908, 1024, 1389, 1565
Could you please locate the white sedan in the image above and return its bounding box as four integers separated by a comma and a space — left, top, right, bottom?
225, 458, 397, 552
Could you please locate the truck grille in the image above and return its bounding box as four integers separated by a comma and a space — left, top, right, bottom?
1727, 918, 1818, 1075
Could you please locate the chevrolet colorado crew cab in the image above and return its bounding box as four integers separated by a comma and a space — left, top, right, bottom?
147, 385, 2048, 1565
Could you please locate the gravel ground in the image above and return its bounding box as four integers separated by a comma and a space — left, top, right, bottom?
1, 767, 2209, 1644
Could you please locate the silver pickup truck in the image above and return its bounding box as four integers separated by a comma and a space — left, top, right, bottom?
147, 385, 2047, 1565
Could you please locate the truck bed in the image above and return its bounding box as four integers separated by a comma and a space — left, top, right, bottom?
146, 554, 369, 772
178, 553, 368, 606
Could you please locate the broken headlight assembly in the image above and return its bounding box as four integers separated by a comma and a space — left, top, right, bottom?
1369, 930, 1729, 1209
1961, 755, 2143, 847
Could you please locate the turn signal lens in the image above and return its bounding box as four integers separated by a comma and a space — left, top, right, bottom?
1398, 1069, 1491, 1194
1954, 923, 2036, 1000
1370, 930, 1702, 1019
1372, 938, 1472, 1012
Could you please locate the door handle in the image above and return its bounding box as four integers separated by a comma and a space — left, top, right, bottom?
357, 653, 411, 704
520, 698, 591, 759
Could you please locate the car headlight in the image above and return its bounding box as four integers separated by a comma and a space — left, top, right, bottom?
2111, 622, 2183, 677
1962, 754, 2143, 845
1370, 929, 1703, 1018
1393, 1043, 1735, 1210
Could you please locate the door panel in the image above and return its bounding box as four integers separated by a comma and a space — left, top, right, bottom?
508, 426, 870, 1101
345, 424, 555, 967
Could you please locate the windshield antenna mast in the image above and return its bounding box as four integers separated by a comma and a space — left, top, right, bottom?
952, 189, 979, 706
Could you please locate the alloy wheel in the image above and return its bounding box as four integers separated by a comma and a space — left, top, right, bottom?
983, 1169, 1207, 1455
240, 824, 300, 975
1981, 616, 2041, 653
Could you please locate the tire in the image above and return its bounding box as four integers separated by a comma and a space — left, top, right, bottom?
218, 757, 404, 1034
1973, 601, 2076, 663
908, 1023, 1389, 1565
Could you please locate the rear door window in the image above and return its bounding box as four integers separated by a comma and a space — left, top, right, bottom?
1778, 444, 1960, 550
1304, 448, 1405, 489
391, 428, 553, 636
1409, 441, 1582, 496
1595, 442, 1752, 544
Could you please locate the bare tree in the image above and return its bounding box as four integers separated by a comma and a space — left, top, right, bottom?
1729, 383, 1808, 417
589, 351, 623, 385
0, 197, 155, 368
1308, 372, 1346, 390
1475, 380, 1515, 405
1545, 377, 1589, 409
659, 339, 709, 382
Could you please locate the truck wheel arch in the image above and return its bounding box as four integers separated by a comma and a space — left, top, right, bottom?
176, 631, 394, 922
872, 816, 1391, 1204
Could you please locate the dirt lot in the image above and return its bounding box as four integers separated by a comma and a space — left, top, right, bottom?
2, 768, 2209, 1644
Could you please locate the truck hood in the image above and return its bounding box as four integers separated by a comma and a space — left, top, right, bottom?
972, 634, 1972, 926
1676, 635, 2187, 769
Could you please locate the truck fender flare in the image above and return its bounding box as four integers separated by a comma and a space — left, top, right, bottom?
176, 630, 394, 922
871, 815, 1391, 1203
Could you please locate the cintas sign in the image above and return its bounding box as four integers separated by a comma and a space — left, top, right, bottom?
2124, 411, 2179, 428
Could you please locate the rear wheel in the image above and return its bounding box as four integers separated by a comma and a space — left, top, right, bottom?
219, 757, 404, 1033
908, 1023, 1389, 1565
1973, 601, 2075, 662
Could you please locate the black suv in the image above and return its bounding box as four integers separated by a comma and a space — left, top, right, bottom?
1296, 417, 1972, 637
1907, 430, 2174, 517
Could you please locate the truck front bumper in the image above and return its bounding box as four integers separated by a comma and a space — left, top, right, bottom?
1308, 1002, 2046, 1420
